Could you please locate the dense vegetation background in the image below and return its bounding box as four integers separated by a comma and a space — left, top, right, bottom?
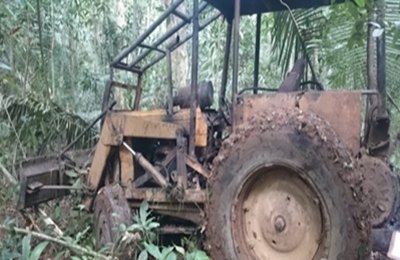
0, 0, 400, 258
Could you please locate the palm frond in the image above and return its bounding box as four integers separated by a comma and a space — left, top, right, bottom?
271, 8, 327, 79
0, 93, 98, 157
385, 0, 400, 100
270, 1, 388, 89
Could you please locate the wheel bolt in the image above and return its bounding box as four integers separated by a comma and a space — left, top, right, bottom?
274, 216, 286, 233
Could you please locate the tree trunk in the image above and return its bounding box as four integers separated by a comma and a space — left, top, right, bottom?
163, 0, 189, 89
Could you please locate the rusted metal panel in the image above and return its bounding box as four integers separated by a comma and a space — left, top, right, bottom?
125, 188, 206, 203
129, 202, 205, 225
235, 91, 362, 154
102, 108, 208, 147
101, 113, 179, 145
87, 108, 208, 192
158, 226, 198, 234
299, 91, 362, 154
87, 142, 111, 191
119, 141, 134, 188
194, 109, 208, 147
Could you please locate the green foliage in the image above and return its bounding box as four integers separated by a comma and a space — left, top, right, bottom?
0, 207, 103, 259
0, 94, 97, 160
122, 202, 209, 260
184, 250, 209, 260
137, 242, 210, 260
21, 235, 49, 260
143, 242, 175, 260
270, 1, 400, 168
0, 219, 21, 259
127, 201, 159, 243
0, 220, 49, 260
354, 0, 366, 8
271, 2, 369, 88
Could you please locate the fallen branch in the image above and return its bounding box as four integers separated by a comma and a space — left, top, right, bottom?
0, 225, 111, 260
0, 161, 17, 185
38, 209, 64, 237
24, 213, 42, 233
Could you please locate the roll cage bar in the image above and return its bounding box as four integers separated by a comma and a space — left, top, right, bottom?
106, 0, 386, 155
110, 1, 220, 74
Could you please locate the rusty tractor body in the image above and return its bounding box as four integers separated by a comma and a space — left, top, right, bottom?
18, 0, 400, 259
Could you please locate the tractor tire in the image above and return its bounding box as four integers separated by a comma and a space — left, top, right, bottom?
206, 109, 369, 260
93, 184, 132, 249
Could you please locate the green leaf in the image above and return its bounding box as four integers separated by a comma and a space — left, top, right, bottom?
54, 251, 68, 260
21, 234, 31, 260
126, 223, 142, 232
118, 223, 127, 232
148, 222, 160, 230
72, 177, 83, 189
144, 216, 156, 226
165, 253, 177, 260
29, 241, 48, 260
66, 170, 79, 178
185, 250, 209, 260
140, 201, 150, 223
133, 214, 140, 223
138, 250, 148, 260
74, 226, 90, 244
144, 242, 161, 258
1, 251, 20, 259
174, 245, 185, 255
353, 0, 365, 8
160, 247, 176, 260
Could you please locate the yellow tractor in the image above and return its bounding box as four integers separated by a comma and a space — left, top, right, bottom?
18, 0, 400, 259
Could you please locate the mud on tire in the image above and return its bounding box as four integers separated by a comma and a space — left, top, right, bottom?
206, 109, 369, 260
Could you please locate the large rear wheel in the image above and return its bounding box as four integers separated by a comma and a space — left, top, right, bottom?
206, 109, 369, 260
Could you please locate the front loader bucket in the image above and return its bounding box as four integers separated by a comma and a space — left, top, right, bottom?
18, 156, 67, 209
17, 150, 92, 209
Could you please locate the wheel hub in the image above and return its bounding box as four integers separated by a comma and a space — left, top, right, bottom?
235, 167, 324, 260
273, 215, 286, 233
260, 191, 309, 253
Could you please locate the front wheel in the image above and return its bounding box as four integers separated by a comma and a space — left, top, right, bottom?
206, 109, 369, 260
93, 185, 132, 249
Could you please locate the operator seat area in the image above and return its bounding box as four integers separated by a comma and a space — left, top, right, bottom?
277, 58, 324, 92
172, 80, 214, 110
278, 58, 306, 93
